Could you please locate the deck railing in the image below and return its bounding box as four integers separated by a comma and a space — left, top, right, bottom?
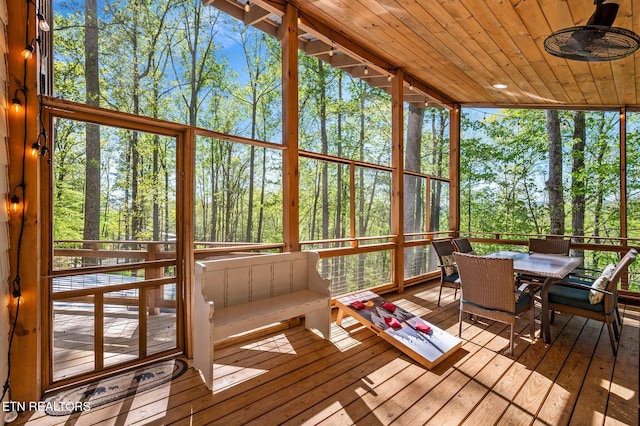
51, 233, 640, 304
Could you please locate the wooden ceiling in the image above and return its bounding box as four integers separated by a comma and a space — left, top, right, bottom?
206, 0, 640, 109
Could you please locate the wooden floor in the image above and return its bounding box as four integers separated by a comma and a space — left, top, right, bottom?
53, 306, 177, 380
14, 282, 640, 425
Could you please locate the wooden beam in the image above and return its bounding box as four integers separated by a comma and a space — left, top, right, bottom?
8, 0, 42, 402
392, 70, 404, 292
282, 3, 300, 252
258, 0, 453, 108
179, 127, 193, 357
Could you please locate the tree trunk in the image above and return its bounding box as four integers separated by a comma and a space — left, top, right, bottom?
358, 82, 366, 288
546, 110, 565, 235
257, 148, 266, 242
334, 74, 344, 282
571, 111, 586, 256
83, 0, 101, 260
319, 59, 329, 244
429, 110, 445, 232
404, 104, 424, 276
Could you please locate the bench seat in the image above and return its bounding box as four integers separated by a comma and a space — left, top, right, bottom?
193, 251, 331, 390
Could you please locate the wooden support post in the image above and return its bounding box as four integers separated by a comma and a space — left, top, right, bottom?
391, 71, 404, 292
7, 0, 42, 402
182, 127, 194, 358
145, 243, 162, 315
281, 3, 300, 253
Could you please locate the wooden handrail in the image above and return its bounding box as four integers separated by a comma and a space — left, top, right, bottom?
52, 276, 176, 300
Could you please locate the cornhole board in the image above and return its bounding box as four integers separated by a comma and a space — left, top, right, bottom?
335, 290, 462, 369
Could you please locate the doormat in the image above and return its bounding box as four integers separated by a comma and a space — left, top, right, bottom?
44, 358, 188, 416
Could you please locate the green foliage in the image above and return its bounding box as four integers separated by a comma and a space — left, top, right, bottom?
461, 109, 620, 240
51, 2, 639, 292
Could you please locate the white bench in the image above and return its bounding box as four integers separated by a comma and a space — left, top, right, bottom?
193, 251, 332, 390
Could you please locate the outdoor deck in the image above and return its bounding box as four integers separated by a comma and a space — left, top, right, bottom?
14, 281, 639, 425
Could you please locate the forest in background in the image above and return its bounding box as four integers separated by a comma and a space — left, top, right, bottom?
50, 0, 640, 291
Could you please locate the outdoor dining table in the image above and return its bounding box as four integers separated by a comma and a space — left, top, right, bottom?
484, 251, 583, 343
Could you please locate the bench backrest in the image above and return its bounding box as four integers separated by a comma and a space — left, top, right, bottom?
195, 251, 329, 308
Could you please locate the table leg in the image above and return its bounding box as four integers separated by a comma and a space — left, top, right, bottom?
336, 307, 345, 326
541, 277, 554, 344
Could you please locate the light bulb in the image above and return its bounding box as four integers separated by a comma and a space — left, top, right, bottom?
11, 98, 22, 114
10, 195, 19, 212
364, 65, 368, 75
31, 142, 41, 157
387, 74, 392, 82
37, 13, 50, 32
22, 44, 34, 60
244, 2, 250, 12
329, 47, 334, 57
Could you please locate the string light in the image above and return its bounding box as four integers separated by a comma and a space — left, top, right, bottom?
363, 64, 368, 75
329, 41, 334, 57
244, 1, 250, 12
30, 141, 41, 157
10, 195, 19, 213
11, 97, 22, 114
37, 13, 50, 32
21, 44, 34, 60
3, 1, 35, 416
387, 74, 392, 82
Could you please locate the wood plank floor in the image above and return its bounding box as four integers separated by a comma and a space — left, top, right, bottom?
14, 282, 639, 425
52, 307, 177, 380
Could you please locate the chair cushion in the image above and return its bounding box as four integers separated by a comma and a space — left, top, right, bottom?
589, 263, 615, 304
601, 263, 616, 279
443, 271, 459, 283
549, 284, 606, 313
441, 254, 457, 276
515, 291, 531, 312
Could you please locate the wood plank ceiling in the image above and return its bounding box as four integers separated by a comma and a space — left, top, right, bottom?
206, 0, 640, 109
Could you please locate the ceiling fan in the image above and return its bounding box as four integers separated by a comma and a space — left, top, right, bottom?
544, 0, 640, 62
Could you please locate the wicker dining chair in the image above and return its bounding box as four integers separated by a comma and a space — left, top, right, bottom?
528, 238, 570, 255
431, 240, 460, 307
454, 252, 536, 355
542, 248, 637, 355
452, 237, 475, 254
